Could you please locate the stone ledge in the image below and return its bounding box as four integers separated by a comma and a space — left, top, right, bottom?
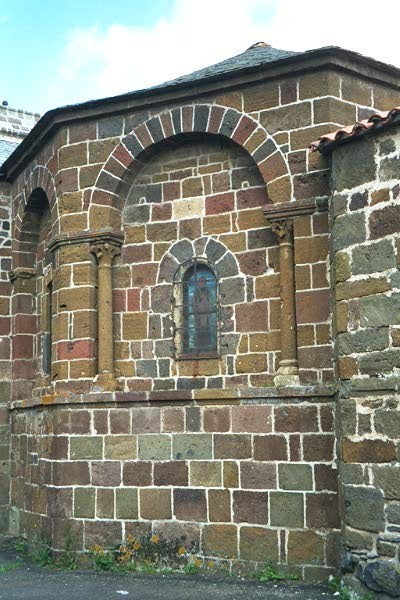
9, 384, 336, 410
340, 377, 400, 396
48, 228, 124, 252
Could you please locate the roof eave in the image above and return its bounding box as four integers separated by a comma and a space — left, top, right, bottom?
2, 46, 400, 181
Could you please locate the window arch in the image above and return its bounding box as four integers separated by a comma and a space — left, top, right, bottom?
174, 259, 219, 358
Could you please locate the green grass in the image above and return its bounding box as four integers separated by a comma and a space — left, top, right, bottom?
255, 561, 298, 583
0, 562, 20, 574
328, 575, 374, 600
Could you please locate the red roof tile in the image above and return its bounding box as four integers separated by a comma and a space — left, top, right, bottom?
310, 106, 400, 153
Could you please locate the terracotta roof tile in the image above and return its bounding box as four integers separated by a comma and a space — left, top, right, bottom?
310, 106, 400, 153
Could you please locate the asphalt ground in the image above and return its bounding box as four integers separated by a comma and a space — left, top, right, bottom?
0, 549, 334, 600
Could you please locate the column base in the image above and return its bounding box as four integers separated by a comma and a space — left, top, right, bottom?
274, 364, 300, 387
92, 372, 122, 392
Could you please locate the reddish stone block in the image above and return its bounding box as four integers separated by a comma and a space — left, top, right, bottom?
342, 438, 396, 463
306, 493, 340, 529
112, 289, 126, 312
163, 181, 180, 202
232, 405, 272, 433
123, 461, 152, 486
123, 244, 152, 263
109, 410, 131, 434
53, 461, 90, 486
154, 461, 188, 486
303, 435, 335, 462
181, 106, 193, 133
320, 405, 334, 432
152, 202, 172, 221
126, 288, 141, 311
236, 187, 267, 210
296, 290, 330, 324
208, 489, 231, 522
205, 192, 234, 215
91, 461, 121, 486
84, 521, 122, 549
235, 301, 268, 332
315, 465, 338, 492
135, 123, 153, 149
289, 435, 301, 461
274, 405, 318, 433
174, 488, 207, 521
93, 410, 108, 434
203, 407, 230, 432
238, 250, 266, 276
12, 335, 34, 359
240, 462, 277, 489
233, 490, 268, 524
254, 435, 288, 461
231, 115, 258, 146
131, 407, 161, 434
207, 106, 225, 135
57, 339, 94, 360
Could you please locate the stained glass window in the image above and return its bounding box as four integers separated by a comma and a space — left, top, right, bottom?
182, 262, 218, 355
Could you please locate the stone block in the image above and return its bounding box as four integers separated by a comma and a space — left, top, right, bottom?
208, 489, 231, 522
138, 434, 171, 460
233, 490, 268, 524
131, 408, 161, 434
240, 526, 278, 562
279, 463, 313, 491
343, 485, 384, 531
360, 294, 400, 328
306, 493, 339, 528
53, 461, 90, 486
275, 405, 318, 433
352, 239, 395, 275
122, 312, 147, 340
123, 461, 153, 486
361, 560, 400, 596
223, 462, 239, 488
96, 488, 114, 518
370, 205, 400, 239
231, 405, 272, 433
287, 531, 324, 565
174, 488, 206, 521
338, 327, 389, 355
332, 137, 376, 191
140, 488, 171, 520
254, 435, 288, 461
173, 434, 212, 460
214, 434, 252, 459
104, 436, 137, 460
70, 436, 103, 460
91, 461, 121, 487
372, 466, 400, 499
190, 461, 221, 487
154, 461, 188, 486
342, 438, 396, 463
116, 488, 138, 519
359, 349, 400, 375
332, 213, 366, 252
202, 524, 238, 559
240, 462, 276, 490
203, 407, 230, 433
270, 492, 304, 528
303, 435, 334, 462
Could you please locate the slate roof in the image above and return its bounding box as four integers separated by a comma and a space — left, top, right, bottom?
310, 106, 400, 153
0, 139, 19, 166
156, 43, 299, 89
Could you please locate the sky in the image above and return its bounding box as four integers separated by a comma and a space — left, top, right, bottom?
1, 0, 400, 115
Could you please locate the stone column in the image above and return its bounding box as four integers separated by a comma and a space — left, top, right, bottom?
270, 219, 299, 387
90, 242, 121, 390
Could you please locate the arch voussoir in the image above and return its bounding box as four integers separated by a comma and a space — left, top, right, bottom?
96, 103, 292, 210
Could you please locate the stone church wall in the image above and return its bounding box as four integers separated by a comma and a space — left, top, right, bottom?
331, 125, 400, 596
1, 54, 399, 586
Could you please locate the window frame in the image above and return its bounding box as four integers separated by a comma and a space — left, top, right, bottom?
173, 258, 220, 360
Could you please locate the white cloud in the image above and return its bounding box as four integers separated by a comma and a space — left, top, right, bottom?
50, 0, 400, 111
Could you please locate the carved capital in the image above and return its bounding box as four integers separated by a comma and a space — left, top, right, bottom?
270, 218, 293, 241
90, 242, 121, 267
9, 267, 37, 283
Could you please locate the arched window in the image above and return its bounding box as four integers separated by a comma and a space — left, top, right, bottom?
174, 260, 218, 357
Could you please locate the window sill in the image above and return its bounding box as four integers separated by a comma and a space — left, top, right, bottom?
176, 352, 220, 361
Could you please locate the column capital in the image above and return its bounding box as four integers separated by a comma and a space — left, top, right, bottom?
90, 242, 121, 266
270, 218, 293, 241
